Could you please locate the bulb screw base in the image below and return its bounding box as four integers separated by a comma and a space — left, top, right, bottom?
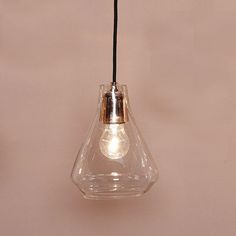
100, 83, 128, 124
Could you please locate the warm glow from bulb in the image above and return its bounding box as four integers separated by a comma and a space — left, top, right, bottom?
108, 136, 119, 153
99, 124, 130, 159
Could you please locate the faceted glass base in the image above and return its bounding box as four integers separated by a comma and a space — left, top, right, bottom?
73, 173, 156, 200
84, 192, 143, 200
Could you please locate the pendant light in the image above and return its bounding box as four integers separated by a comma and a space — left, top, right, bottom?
71, 0, 159, 200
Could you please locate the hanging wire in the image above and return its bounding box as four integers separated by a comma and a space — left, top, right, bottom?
112, 0, 118, 84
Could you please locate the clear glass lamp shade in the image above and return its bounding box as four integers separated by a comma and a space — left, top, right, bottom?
71, 84, 159, 200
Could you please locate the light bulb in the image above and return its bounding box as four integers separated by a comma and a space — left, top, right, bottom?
99, 124, 130, 159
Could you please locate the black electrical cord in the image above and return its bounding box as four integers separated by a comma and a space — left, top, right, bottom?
112, 0, 118, 84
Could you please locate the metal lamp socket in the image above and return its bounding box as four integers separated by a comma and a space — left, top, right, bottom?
100, 83, 128, 124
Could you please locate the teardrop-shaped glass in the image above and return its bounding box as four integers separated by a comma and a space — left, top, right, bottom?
71, 84, 159, 200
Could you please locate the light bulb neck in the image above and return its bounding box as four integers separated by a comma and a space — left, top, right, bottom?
100, 83, 128, 124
